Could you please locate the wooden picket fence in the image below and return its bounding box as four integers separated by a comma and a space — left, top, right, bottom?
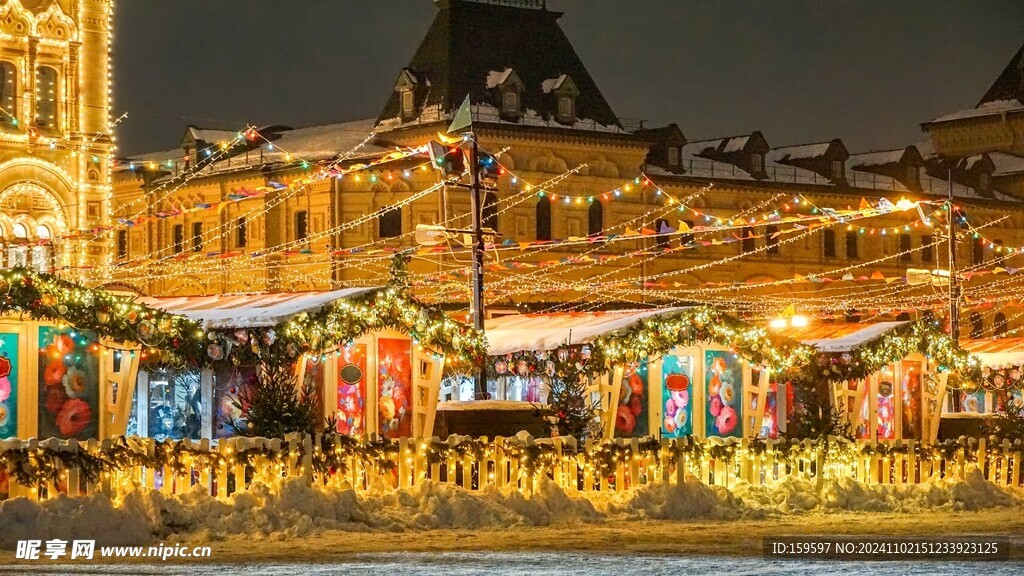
1, 434, 1022, 502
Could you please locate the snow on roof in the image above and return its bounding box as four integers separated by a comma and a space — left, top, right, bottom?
485, 309, 683, 355
486, 68, 513, 89
645, 162, 754, 182
722, 136, 750, 153
138, 288, 376, 328
928, 98, 1024, 124
679, 139, 720, 159
848, 149, 906, 168
765, 161, 828, 185
768, 142, 832, 163
187, 127, 238, 145
775, 322, 909, 352
990, 152, 1024, 177
541, 74, 568, 93
962, 338, 1024, 369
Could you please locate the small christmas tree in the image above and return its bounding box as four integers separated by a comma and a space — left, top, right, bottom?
545, 373, 600, 441
230, 360, 320, 437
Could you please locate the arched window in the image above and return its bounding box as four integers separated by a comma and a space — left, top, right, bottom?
379, 206, 402, 238
35, 66, 58, 128
36, 225, 51, 240
587, 200, 603, 237
482, 193, 498, 231
12, 222, 27, 238
0, 61, 16, 124
236, 217, 248, 248
172, 224, 184, 253
535, 197, 552, 241
994, 312, 1009, 338
191, 222, 203, 252
969, 312, 984, 339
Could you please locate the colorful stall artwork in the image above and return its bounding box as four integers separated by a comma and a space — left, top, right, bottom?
752, 380, 786, 439
38, 327, 99, 440
336, 344, 366, 435
0, 333, 17, 438
901, 362, 922, 439
705, 351, 742, 437
147, 369, 202, 440
302, 356, 326, 426
377, 338, 411, 438
961, 389, 987, 414
876, 381, 896, 439
661, 354, 693, 438
615, 361, 648, 437
214, 365, 258, 438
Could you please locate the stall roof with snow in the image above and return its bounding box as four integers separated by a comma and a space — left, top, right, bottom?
137, 288, 375, 329
776, 321, 909, 352
962, 338, 1024, 369
484, 309, 682, 356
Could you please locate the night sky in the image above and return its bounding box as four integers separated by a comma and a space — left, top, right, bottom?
115, 0, 1023, 155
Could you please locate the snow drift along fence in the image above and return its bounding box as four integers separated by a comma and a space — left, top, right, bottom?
1, 434, 1022, 501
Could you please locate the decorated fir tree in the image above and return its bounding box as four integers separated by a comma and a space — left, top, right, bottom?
229, 361, 320, 437
544, 372, 600, 441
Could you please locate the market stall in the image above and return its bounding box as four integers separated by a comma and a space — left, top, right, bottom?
470, 307, 806, 441
777, 321, 964, 443
136, 287, 482, 440
0, 269, 205, 441
957, 338, 1024, 415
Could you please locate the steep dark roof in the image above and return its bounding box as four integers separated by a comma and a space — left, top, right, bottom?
978, 42, 1024, 106
376, 0, 620, 127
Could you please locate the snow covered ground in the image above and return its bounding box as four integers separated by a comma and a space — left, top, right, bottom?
0, 466, 1021, 564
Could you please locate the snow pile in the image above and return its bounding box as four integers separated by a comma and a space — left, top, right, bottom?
0, 466, 1019, 548
731, 467, 1019, 513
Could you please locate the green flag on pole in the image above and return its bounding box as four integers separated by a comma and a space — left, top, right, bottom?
447, 95, 473, 134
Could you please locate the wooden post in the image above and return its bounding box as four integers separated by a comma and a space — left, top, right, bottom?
398, 438, 411, 489
978, 437, 988, 480
675, 438, 687, 485
584, 438, 595, 491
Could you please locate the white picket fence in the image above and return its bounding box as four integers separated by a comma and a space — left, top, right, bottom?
1, 434, 1022, 501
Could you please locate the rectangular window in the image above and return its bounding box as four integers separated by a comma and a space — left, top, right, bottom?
401, 90, 414, 115
766, 225, 779, 254
831, 160, 844, 179
172, 224, 184, 254
741, 227, 756, 253
668, 147, 680, 166
845, 231, 858, 259
558, 96, 573, 119
921, 235, 933, 263
191, 222, 203, 252
295, 211, 309, 241
750, 153, 763, 174
823, 229, 836, 258
502, 90, 519, 114
906, 166, 919, 184
899, 234, 912, 262
978, 173, 989, 190
116, 229, 128, 260
236, 217, 247, 248
972, 238, 984, 265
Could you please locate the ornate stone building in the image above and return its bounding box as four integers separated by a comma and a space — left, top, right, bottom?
0, 0, 114, 277
110, 0, 1024, 338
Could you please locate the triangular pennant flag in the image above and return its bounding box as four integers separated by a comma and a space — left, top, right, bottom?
870, 270, 885, 280
859, 197, 870, 210
447, 95, 473, 134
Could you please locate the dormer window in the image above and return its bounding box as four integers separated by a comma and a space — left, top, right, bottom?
906, 166, 919, 185
393, 68, 425, 122
489, 68, 524, 121
978, 172, 990, 190
543, 75, 579, 125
